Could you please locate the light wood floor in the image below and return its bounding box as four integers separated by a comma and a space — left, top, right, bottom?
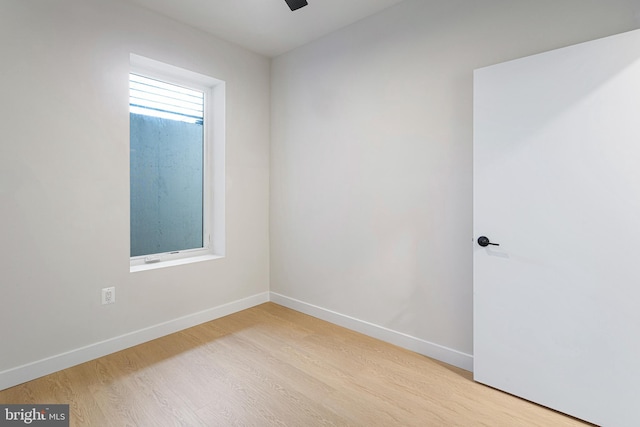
0, 303, 591, 426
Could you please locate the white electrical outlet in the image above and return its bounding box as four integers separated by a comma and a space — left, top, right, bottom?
102, 287, 115, 305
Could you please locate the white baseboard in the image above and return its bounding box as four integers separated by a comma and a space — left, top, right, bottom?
269, 292, 473, 372
0, 292, 270, 391
1, 291, 472, 391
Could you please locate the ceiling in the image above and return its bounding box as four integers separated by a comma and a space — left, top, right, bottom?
123, 0, 406, 57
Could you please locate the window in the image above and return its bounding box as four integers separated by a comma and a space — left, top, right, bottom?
129, 54, 225, 271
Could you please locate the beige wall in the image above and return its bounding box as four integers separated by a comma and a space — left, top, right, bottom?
0, 0, 270, 376
3, 0, 640, 385
270, 0, 640, 363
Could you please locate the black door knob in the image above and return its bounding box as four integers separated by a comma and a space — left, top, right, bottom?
478, 236, 499, 247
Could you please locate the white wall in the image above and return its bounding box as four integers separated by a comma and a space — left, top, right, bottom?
0, 0, 270, 382
270, 0, 640, 367
3, 0, 639, 388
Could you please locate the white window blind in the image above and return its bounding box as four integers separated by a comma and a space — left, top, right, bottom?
129, 73, 204, 124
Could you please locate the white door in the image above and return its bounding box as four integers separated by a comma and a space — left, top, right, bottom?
474, 29, 640, 427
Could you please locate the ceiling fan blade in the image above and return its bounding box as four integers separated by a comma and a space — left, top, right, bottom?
284, 0, 308, 11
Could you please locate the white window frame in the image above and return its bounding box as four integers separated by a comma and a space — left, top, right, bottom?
129, 54, 225, 272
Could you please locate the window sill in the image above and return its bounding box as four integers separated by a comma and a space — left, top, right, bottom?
130, 254, 223, 273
